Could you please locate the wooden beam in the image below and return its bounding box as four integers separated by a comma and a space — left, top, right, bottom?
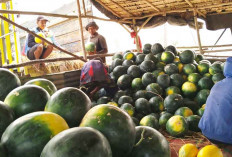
143, 0, 160, 12
0, 14, 87, 62
108, 0, 133, 17
76, 0, 87, 60
95, 0, 122, 18
184, 0, 206, 18
194, 10, 203, 54
177, 44, 232, 49
201, 49, 232, 53
0, 9, 78, 18
137, 16, 153, 33
133, 19, 141, 52
118, 23, 131, 34
81, 15, 132, 24
82, 0, 87, 16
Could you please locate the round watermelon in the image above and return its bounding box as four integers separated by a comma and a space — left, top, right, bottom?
135, 98, 151, 115
165, 86, 181, 96
136, 54, 146, 65
120, 103, 135, 117
198, 77, 214, 90
117, 74, 132, 90
164, 63, 178, 75
131, 78, 144, 90
41, 127, 112, 157
164, 94, 183, 113
133, 90, 147, 100
127, 65, 141, 78
1, 112, 69, 157
174, 107, 193, 118
80, 104, 136, 157
144, 54, 158, 64
179, 50, 195, 64
186, 115, 201, 132
140, 60, 155, 72
149, 96, 164, 113
45, 87, 91, 127
157, 74, 170, 89
183, 64, 196, 75
24, 78, 57, 96
212, 73, 225, 83
85, 42, 96, 52
151, 43, 164, 55
124, 52, 136, 61
118, 96, 133, 106
187, 73, 201, 83
143, 44, 152, 54
140, 115, 159, 130
197, 62, 209, 75
161, 51, 175, 64
142, 72, 156, 87
170, 74, 185, 88
146, 83, 163, 96
0, 68, 21, 101
196, 89, 210, 106
209, 63, 222, 75
4, 85, 50, 118
159, 112, 173, 129
182, 82, 198, 98
165, 45, 177, 55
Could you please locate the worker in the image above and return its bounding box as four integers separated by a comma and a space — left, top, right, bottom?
80, 58, 118, 99
25, 16, 55, 70
85, 21, 108, 62
199, 57, 232, 145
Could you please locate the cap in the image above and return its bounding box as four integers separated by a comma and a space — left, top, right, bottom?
37, 16, 49, 22
85, 21, 99, 31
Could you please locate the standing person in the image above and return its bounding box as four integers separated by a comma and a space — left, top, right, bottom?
85, 21, 108, 62
199, 57, 232, 145
25, 16, 54, 70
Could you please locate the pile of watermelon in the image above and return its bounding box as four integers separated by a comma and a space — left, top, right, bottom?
0, 67, 170, 156
92, 43, 225, 137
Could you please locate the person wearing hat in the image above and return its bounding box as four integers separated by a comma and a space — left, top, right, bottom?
199, 57, 232, 145
25, 16, 55, 70
85, 21, 108, 63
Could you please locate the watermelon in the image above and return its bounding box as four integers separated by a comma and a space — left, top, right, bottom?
97, 96, 111, 104
183, 99, 200, 114
209, 63, 222, 75
0, 101, 14, 138
179, 50, 195, 64
198, 77, 214, 90
166, 115, 189, 137
118, 96, 133, 106
122, 60, 134, 68
182, 82, 198, 98
120, 103, 135, 117
113, 90, 126, 102
196, 89, 210, 106
93, 88, 107, 101
164, 94, 183, 113
142, 72, 156, 87
152, 69, 165, 79
146, 83, 163, 96
165, 86, 181, 96
111, 58, 123, 69
113, 66, 127, 79
186, 115, 201, 132
161, 51, 175, 64
144, 53, 158, 64
135, 98, 151, 115
107, 102, 118, 107
117, 74, 132, 90
124, 89, 134, 97
1, 112, 69, 157
199, 60, 211, 65
41, 127, 112, 157
129, 126, 170, 157
183, 64, 196, 75
113, 53, 123, 60
133, 90, 147, 100
149, 113, 160, 120
123, 50, 131, 56
149, 96, 164, 113
123, 52, 136, 61
174, 107, 193, 118
135, 54, 146, 65
85, 42, 96, 52
132, 117, 140, 126
195, 54, 204, 63
143, 43, 152, 54
155, 53, 162, 61
164, 63, 178, 75
170, 74, 185, 87
151, 43, 164, 55
0, 68, 21, 101
157, 74, 170, 89
127, 65, 141, 78
165, 45, 177, 55
24, 78, 57, 96
156, 61, 166, 70
80, 104, 136, 157
203, 73, 212, 78
4, 85, 50, 118
197, 63, 209, 75
131, 78, 144, 90
45, 87, 91, 127
197, 107, 205, 117
140, 60, 155, 72
0, 143, 7, 157
212, 73, 225, 83
187, 73, 201, 83
140, 115, 159, 130
159, 112, 173, 129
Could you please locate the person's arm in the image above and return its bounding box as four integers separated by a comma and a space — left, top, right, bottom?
97, 36, 108, 54
27, 33, 37, 47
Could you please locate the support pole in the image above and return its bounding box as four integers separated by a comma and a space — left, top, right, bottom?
133, 19, 141, 52
194, 10, 203, 54
0, 16, 5, 65
76, 0, 87, 60
82, 0, 87, 16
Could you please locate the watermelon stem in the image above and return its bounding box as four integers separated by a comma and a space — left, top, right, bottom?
135, 128, 145, 147
146, 91, 163, 101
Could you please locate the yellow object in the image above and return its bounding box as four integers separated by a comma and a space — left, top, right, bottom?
107, 102, 118, 107
0, 18, 5, 65
179, 143, 199, 157
197, 145, 223, 157
168, 115, 184, 132
35, 32, 45, 44
202, 104, 206, 109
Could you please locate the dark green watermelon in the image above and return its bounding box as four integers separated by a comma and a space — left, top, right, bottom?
152, 69, 165, 79
186, 115, 201, 132
195, 54, 204, 63
212, 73, 225, 83
183, 64, 197, 75
164, 63, 178, 75
146, 83, 163, 96
179, 50, 195, 64
140, 60, 155, 72
170, 74, 185, 88
149, 96, 164, 113
136, 54, 146, 65
113, 53, 123, 60
111, 58, 123, 69
113, 90, 126, 102
198, 77, 214, 90
161, 51, 175, 64
127, 65, 142, 78
151, 43, 165, 55
196, 89, 210, 106
144, 54, 158, 64
165, 45, 177, 55
97, 96, 111, 104
209, 63, 223, 75
157, 74, 170, 89
132, 78, 144, 90
117, 74, 132, 90
135, 98, 151, 115
45, 87, 91, 127
140, 115, 159, 130
113, 66, 127, 79
118, 96, 134, 106
164, 94, 183, 113
122, 60, 134, 68
156, 62, 166, 70
142, 72, 156, 87
133, 90, 147, 100
159, 112, 173, 129
143, 44, 152, 54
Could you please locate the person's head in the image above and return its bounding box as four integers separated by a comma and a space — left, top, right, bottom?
224, 57, 232, 78
37, 16, 49, 30
85, 21, 99, 35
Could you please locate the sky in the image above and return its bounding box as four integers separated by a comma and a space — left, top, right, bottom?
12, 0, 232, 55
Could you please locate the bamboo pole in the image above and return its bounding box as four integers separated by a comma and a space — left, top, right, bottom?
0, 16, 5, 65
118, 22, 131, 33
193, 10, 203, 54
81, 15, 132, 23
76, 0, 87, 60
184, 0, 205, 18
0, 14, 87, 62
133, 19, 141, 52
137, 16, 153, 33
199, 49, 232, 53
177, 44, 232, 49
82, 0, 86, 16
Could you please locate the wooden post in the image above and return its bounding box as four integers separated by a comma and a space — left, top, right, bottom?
194, 10, 203, 54
76, 0, 87, 60
82, 0, 87, 16
133, 19, 141, 52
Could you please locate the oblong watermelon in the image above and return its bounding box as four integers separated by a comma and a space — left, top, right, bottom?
41, 127, 112, 157
4, 85, 50, 118
80, 104, 136, 157
0, 68, 21, 101
1, 112, 69, 157
45, 87, 91, 127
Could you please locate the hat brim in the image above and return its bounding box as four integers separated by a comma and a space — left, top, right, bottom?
85, 24, 99, 31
